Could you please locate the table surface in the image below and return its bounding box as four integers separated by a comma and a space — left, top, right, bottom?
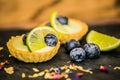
0, 23, 120, 80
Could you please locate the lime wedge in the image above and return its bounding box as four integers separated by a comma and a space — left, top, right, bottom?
26, 27, 57, 52
86, 30, 120, 51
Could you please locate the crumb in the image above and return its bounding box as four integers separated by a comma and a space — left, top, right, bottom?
0, 47, 3, 51
28, 64, 93, 79
4, 67, 14, 74
114, 66, 120, 70
28, 71, 45, 78
32, 68, 39, 72
67, 61, 71, 63
9, 55, 13, 57
22, 73, 26, 78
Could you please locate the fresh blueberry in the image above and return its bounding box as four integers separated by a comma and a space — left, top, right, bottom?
23, 33, 28, 45
70, 48, 86, 62
57, 16, 68, 25
45, 22, 52, 27
83, 43, 100, 59
44, 34, 58, 46
65, 39, 80, 52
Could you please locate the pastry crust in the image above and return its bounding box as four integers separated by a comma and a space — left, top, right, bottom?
7, 35, 60, 63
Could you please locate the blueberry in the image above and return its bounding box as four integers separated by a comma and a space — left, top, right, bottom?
23, 33, 28, 45
83, 43, 100, 59
57, 16, 68, 25
45, 22, 52, 27
65, 39, 80, 52
70, 48, 86, 62
44, 34, 58, 46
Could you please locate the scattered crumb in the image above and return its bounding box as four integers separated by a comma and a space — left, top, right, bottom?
0, 47, 3, 51
28, 64, 92, 79
21, 73, 26, 78
9, 55, 13, 57
114, 66, 120, 70
0, 60, 10, 70
32, 68, 39, 72
67, 61, 71, 63
28, 71, 45, 78
4, 67, 14, 74
0, 60, 9, 66
99, 65, 108, 72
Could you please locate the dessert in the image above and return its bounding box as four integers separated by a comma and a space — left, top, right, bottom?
42, 11, 88, 44
7, 27, 60, 63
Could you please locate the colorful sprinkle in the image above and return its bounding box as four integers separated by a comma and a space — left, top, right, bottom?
5, 60, 10, 65
0, 65, 3, 70
0, 54, 4, 58
75, 72, 83, 77
73, 77, 79, 80
87, 68, 94, 71
100, 65, 108, 72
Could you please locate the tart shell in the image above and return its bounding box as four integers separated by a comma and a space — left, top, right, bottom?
7, 35, 60, 63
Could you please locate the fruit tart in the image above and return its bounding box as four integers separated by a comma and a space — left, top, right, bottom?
7, 27, 60, 63
42, 11, 88, 44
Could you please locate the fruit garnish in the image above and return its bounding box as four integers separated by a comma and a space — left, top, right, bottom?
23, 33, 28, 45
44, 34, 58, 46
26, 26, 58, 52
50, 11, 68, 34
70, 48, 86, 62
65, 39, 80, 52
50, 11, 88, 44
57, 16, 68, 25
83, 43, 100, 59
86, 30, 120, 51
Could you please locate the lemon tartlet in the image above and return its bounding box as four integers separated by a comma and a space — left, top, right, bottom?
42, 12, 88, 44
7, 27, 60, 63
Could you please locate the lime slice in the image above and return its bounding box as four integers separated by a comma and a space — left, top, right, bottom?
86, 30, 120, 51
26, 26, 58, 52
50, 11, 87, 43
50, 11, 82, 34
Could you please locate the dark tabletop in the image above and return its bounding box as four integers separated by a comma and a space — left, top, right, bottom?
0, 23, 120, 80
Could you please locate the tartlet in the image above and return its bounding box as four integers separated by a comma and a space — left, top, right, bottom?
7, 29, 60, 63
41, 18, 88, 44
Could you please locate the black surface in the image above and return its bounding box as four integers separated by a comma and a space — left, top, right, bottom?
0, 24, 120, 80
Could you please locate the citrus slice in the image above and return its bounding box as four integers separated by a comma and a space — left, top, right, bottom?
50, 11, 88, 43
26, 26, 58, 52
86, 30, 120, 51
